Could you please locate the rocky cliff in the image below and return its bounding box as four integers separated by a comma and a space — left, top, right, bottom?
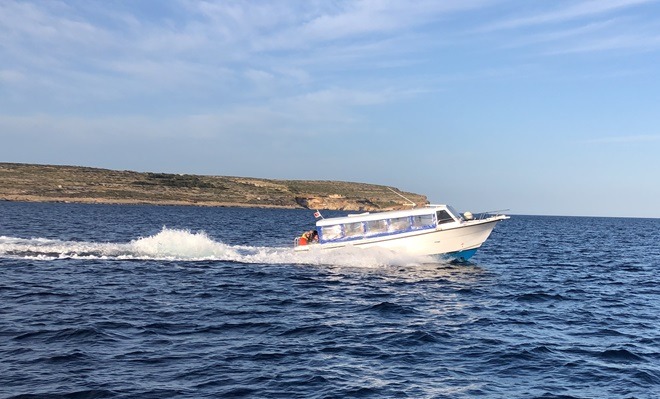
0, 163, 428, 212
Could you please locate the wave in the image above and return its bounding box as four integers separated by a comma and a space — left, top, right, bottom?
0, 227, 434, 268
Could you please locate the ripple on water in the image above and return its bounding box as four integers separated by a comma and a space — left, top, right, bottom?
1, 206, 659, 399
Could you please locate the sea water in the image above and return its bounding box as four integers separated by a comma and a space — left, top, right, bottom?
0, 202, 658, 398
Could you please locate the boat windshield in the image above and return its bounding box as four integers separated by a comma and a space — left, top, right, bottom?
446, 206, 464, 221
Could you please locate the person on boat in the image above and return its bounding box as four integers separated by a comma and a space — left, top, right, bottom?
299, 230, 312, 245
298, 230, 318, 246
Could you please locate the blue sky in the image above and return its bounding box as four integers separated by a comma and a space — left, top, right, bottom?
1, 0, 659, 218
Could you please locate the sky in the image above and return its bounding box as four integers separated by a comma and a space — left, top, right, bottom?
1, 0, 659, 218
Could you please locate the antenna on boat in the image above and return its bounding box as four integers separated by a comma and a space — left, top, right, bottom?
388, 187, 416, 208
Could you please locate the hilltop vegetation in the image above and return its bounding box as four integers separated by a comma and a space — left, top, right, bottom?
0, 163, 428, 211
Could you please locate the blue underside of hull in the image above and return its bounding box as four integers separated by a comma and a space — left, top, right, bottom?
444, 248, 478, 262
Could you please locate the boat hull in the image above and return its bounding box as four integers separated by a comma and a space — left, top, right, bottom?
296, 217, 503, 261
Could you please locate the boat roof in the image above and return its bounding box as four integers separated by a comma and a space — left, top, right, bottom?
316, 204, 450, 227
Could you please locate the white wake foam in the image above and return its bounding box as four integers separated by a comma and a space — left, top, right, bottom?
130, 228, 241, 260
0, 227, 435, 267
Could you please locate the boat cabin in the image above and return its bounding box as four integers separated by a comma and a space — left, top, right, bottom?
315, 205, 463, 244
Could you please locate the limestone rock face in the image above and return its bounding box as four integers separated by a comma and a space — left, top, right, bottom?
296, 195, 422, 212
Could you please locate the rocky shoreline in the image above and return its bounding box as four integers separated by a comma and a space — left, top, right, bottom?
0, 163, 428, 212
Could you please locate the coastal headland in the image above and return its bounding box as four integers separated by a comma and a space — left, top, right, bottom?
0, 163, 428, 212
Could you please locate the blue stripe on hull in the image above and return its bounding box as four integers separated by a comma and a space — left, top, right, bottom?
444, 248, 478, 262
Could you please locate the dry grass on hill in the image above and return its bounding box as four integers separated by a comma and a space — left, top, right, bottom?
0, 163, 428, 211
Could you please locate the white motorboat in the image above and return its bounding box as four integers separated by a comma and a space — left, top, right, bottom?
294, 205, 508, 261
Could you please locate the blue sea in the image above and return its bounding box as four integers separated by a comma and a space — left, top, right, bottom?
1, 202, 658, 399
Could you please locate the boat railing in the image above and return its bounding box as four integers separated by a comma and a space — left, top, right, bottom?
470, 209, 509, 220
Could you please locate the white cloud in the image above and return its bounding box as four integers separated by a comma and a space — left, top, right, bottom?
473, 1, 660, 56
0, 83, 409, 143
2, 0, 472, 121
584, 134, 660, 144
0, 1, 113, 50
255, 0, 490, 51
244, 68, 274, 83
0, 69, 26, 83
502, 19, 620, 48
478, 0, 655, 32
544, 33, 660, 55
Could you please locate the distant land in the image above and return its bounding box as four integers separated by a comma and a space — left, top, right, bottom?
0, 163, 428, 212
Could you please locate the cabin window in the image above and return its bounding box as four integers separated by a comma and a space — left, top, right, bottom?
344, 222, 364, 238
321, 225, 343, 241
366, 219, 388, 235
411, 214, 434, 229
436, 210, 454, 225
388, 217, 410, 232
